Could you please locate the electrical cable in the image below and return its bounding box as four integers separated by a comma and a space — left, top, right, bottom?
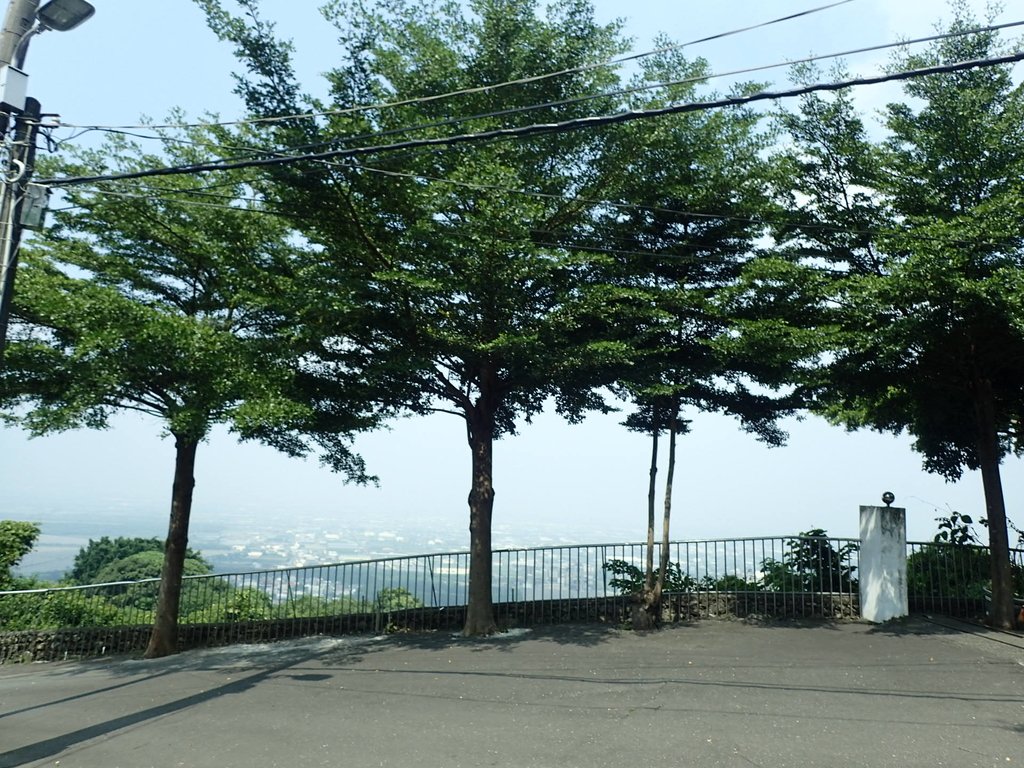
47, 18, 1024, 162
65, 162, 1023, 257
38, 50, 1024, 189
55, 0, 859, 133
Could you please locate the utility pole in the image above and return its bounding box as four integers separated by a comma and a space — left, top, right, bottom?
0, 94, 39, 356
0, 0, 38, 64
0, 0, 37, 360
0, 0, 92, 360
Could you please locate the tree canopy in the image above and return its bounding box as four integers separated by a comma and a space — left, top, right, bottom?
68, 536, 211, 585
0, 520, 40, 587
0, 123, 384, 655
197, 0, 655, 635
776, 16, 1024, 626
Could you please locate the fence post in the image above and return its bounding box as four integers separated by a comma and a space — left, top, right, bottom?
859, 504, 908, 622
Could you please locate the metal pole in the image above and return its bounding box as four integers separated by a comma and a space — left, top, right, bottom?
0, 95, 39, 358
0, 0, 38, 66
0, 0, 37, 360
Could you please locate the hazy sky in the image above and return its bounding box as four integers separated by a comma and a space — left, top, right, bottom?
1, 0, 1020, 548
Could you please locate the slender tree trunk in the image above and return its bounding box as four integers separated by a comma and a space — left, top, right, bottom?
145, 434, 199, 658
659, 408, 679, 591
463, 403, 497, 636
972, 378, 1016, 629
633, 411, 660, 630
644, 420, 659, 592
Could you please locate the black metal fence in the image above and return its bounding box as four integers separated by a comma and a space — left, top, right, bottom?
1, 535, 1019, 663
906, 540, 1024, 617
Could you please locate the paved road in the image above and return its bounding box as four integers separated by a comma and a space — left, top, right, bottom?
1, 618, 1022, 768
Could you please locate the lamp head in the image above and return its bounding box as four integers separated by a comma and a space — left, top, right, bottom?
37, 0, 95, 32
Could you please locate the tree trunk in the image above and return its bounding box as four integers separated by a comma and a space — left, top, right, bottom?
463, 403, 498, 636
659, 408, 679, 589
644, 417, 659, 591
145, 434, 199, 658
632, 415, 660, 630
635, 406, 681, 631
972, 378, 1016, 630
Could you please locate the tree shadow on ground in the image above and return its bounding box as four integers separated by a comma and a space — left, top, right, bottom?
0, 639, 359, 768
863, 614, 1024, 639
380, 621, 621, 654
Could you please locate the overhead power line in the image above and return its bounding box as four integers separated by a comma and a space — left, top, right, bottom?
54, 0, 856, 133
66, 17, 1024, 161
76, 160, 1019, 254
323, 18, 1024, 150
40, 51, 1024, 189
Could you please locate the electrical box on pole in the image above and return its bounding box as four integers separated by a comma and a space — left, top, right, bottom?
0, 63, 25, 111
19, 181, 46, 228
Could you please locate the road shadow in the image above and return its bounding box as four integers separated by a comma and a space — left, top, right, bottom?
381, 621, 622, 654
0, 638, 362, 768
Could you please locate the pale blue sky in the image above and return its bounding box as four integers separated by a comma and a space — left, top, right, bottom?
2, 0, 1020, 548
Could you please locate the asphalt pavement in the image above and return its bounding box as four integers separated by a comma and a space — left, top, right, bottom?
1, 617, 1022, 768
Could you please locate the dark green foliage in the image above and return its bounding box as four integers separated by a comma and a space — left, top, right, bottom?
906, 544, 992, 601
184, 586, 273, 624
279, 595, 370, 618
588, 41, 800, 628
708, 574, 758, 592
91, 553, 213, 619
373, 587, 424, 612
603, 559, 758, 596
0, 120, 385, 655
93, 551, 211, 585
908, 513, 1024, 600
773, 13, 1024, 627
0, 521, 40, 586
759, 529, 858, 593
0, 587, 126, 631
602, 559, 697, 595
194, 0, 643, 636
933, 511, 983, 547
69, 537, 211, 585
38, 592, 124, 629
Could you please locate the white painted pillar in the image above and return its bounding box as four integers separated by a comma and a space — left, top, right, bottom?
859, 505, 908, 622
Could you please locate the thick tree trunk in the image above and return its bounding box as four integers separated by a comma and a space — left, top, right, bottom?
463, 404, 497, 636
145, 434, 199, 658
973, 380, 1016, 630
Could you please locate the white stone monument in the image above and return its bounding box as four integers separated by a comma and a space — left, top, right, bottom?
859, 496, 908, 622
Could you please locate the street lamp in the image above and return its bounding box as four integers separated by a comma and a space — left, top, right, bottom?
13, 0, 94, 66
0, 0, 94, 359
37, 0, 93, 30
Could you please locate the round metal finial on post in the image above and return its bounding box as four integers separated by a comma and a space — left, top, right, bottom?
882, 491, 895, 507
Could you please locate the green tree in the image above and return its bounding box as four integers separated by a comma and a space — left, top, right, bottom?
280, 594, 369, 618
593, 48, 793, 628
185, 586, 273, 623
759, 529, 858, 593
93, 550, 213, 618
0, 123, 380, 656
602, 558, 697, 596
69, 536, 211, 584
0, 520, 40, 587
197, 0, 637, 635
775, 17, 1024, 627
907, 512, 1024, 604
374, 587, 424, 612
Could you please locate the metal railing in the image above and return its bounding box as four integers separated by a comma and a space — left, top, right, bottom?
0, 535, 1018, 663
906, 540, 1024, 617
